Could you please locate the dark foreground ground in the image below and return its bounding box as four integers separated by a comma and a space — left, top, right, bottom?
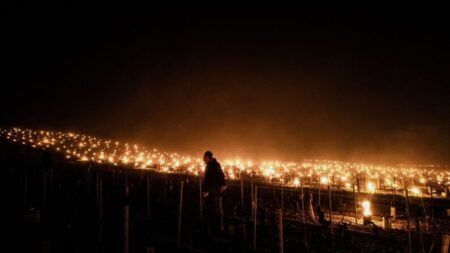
1, 140, 449, 252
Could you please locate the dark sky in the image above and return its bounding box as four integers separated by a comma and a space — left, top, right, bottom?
2, 5, 450, 165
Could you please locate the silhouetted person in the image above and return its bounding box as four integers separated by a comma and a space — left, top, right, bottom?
202, 151, 227, 241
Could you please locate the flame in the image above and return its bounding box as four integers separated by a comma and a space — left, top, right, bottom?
362, 200, 372, 217
320, 176, 329, 185
410, 187, 421, 196
367, 182, 376, 193
293, 178, 300, 187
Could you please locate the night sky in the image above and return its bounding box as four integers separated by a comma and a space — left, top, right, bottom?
2, 5, 449, 165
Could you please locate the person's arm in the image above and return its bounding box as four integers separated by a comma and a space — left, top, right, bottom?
217, 164, 227, 193
202, 166, 210, 197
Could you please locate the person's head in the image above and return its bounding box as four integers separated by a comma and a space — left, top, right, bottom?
203, 150, 213, 163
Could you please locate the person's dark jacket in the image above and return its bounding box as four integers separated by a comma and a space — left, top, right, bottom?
203, 158, 226, 194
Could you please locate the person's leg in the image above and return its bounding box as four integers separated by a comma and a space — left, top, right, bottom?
204, 196, 214, 237
218, 196, 224, 231
203, 197, 214, 250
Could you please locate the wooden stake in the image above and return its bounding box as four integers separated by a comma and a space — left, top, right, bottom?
277, 208, 284, 253
328, 184, 334, 249
220, 195, 224, 231
419, 194, 429, 231
318, 184, 321, 207
353, 178, 358, 226
100, 175, 103, 222
124, 184, 130, 253
417, 215, 426, 253
404, 180, 412, 253
98, 174, 103, 244
177, 180, 184, 246
301, 182, 305, 223
281, 180, 284, 210
253, 186, 258, 249
394, 176, 397, 195
199, 175, 203, 222
251, 177, 254, 221
301, 180, 308, 249
240, 171, 244, 209
272, 180, 276, 201
441, 234, 450, 253
96, 172, 100, 216
429, 181, 433, 198
357, 176, 360, 194
125, 171, 129, 195
309, 191, 315, 221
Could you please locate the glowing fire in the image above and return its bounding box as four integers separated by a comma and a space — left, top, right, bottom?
293, 178, 300, 187
362, 200, 372, 217
410, 186, 421, 196
320, 176, 329, 185
367, 182, 376, 193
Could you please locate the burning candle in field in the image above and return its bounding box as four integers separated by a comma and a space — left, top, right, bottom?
367, 182, 376, 194
0, 127, 447, 198
293, 178, 300, 187
362, 200, 372, 217
320, 176, 329, 185
410, 186, 421, 196
362, 200, 372, 225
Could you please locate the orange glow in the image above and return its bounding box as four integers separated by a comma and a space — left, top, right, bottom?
0, 127, 448, 197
